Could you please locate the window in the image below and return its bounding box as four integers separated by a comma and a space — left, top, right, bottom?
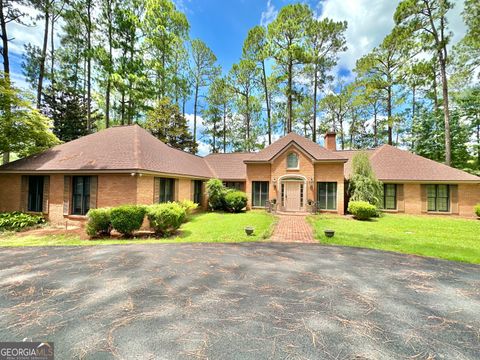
224, 181, 243, 190
159, 178, 175, 203
28, 176, 44, 212
427, 184, 449, 212
382, 184, 397, 210
193, 180, 202, 204
72, 176, 91, 215
317, 182, 337, 210
287, 152, 299, 169
281, 183, 285, 206
252, 181, 269, 207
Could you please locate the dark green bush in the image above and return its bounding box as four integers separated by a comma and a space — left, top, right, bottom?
475, 203, 480, 217
110, 205, 146, 237
147, 203, 186, 236
347, 201, 378, 220
86, 208, 112, 237
0, 212, 45, 232
224, 191, 248, 213
206, 178, 228, 210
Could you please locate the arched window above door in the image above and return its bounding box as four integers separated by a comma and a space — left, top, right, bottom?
286, 152, 299, 169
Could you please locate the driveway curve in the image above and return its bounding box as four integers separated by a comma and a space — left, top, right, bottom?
0, 243, 478, 359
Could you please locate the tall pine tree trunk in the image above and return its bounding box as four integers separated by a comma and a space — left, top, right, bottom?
105, 0, 113, 128
261, 60, 271, 144
312, 65, 318, 142
37, 4, 49, 109
193, 84, 199, 144
287, 59, 293, 133
0, 0, 10, 164
246, 93, 250, 152
223, 103, 227, 153
86, 0, 92, 132
439, 55, 451, 165
50, 8, 55, 94
387, 85, 392, 145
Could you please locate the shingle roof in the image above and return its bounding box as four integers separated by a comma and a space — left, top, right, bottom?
245, 132, 347, 162
204, 153, 252, 180
0, 125, 213, 178
340, 145, 480, 182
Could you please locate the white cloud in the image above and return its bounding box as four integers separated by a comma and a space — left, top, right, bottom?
197, 141, 210, 156
319, 0, 467, 74
260, 0, 277, 27
319, 0, 398, 72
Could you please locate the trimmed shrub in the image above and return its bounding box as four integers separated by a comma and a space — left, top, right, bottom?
86, 208, 112, 237
348, 201, 377, 220
224, 191, 248, 213
475, 203, 480, 218
147, 203, 186, 236
178, 200, 198, 215
0, 212, 45, 232
206, 178, 227, 210
110, 205, 146, 237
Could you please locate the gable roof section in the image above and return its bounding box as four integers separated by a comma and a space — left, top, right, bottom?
341, 145, 480, 182
204, 153, 252, 180
245, 132, 347, 162
0, 125, 213, 178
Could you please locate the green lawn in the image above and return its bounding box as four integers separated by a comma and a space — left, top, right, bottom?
308, 213, 480, 264
0, 211, 275, 247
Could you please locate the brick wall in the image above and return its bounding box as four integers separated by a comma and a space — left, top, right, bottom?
458, 183, 480, 217
245, 145, 346, 214
271, 146, 315, 201
136, 175, 154, 205
177, 178, 192, 201
314, 163, 345, 215
0, 174, 21, 212
403, 183, 422, 214
245, 163, 271, 209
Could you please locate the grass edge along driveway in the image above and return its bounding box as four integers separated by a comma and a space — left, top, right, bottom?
0, 211, 276, 247
308, 213, 480, 264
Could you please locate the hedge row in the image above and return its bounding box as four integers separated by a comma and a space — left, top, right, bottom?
86, 200, 198, 238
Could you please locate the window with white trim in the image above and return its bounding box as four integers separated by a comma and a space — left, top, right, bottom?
286, 152, 299, 169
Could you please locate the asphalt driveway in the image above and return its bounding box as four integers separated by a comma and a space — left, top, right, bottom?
0, 243, 479, 359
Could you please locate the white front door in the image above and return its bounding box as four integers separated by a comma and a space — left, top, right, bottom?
284, 181, 302, 211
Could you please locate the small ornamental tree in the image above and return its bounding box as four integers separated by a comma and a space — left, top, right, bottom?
348, 152, 383, 207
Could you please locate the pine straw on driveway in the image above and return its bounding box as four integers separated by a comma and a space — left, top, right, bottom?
0, 243, 479, 359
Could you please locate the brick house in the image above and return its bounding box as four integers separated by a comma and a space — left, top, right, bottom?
0, 124, 479, 224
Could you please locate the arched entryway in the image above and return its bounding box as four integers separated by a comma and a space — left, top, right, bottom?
278, 175, 307, 212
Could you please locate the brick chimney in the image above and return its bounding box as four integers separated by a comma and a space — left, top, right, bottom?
324, 132, 337, 151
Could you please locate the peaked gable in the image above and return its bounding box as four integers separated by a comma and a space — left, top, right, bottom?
245, 132, 347, 163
